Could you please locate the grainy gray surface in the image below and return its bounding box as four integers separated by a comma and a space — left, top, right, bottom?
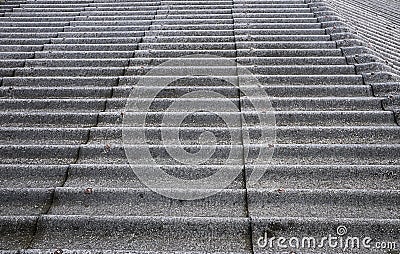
0, 0, 399, 253
324, 0, 400, 75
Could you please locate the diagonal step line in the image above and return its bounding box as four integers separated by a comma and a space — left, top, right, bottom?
232, 2, 256, 253
22, 0, 161, 249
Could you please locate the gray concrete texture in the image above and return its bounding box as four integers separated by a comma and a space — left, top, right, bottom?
0, 0, 399, 252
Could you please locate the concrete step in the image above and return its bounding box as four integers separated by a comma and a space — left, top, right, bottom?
251, 164, 400, 190
0, 59, 25, 68
245, 65, 355, 75
233, 3, 308, 8
2, 110, 392, 128
326, 0, 400, 75
119, 74, 364, 86
133, 49, 236, 58
122, 65, 234, 75
15, 67, 125, 77
237, 41, 336, 49
233, 12, 313, 18
149, 24, 234, 30
69, 20, 152, 27
106, 97, 381, 111
43, 43, 138, 51
0, 99, 107, 112
28, 215, 251, 252
0, 44, 43, 52
49, 187, 246, 217
23, 0, 92, 2
89, 126, 400, 145
6, 12, 80, 17
89, 2, 160, 7
25, 59, 130, 67
0, 216, 37, 249
160, 13, 315, 20
142, 36, 234, 43
235, 28, 326, 35
34, 51, 134, 59
119, 111, 395, 127
0, 68, 14, 76
0, 27, 63, 33
157, 5, 232, 10
0, 112, 98, 127
152, 19, 233, 25
0, 145, 79, 164
119, 72, 365, 87
247, 85, 371, 97
252, 75, 364, 85
82, 6, 159, 12
50, 37, 141, 44
0, 188, 53, 216
249, 189, 399, 219
61, 164, 400, 190
126, 56, 346, 66
0, 21, 69, 27
2, 77, 119, 87
0, 164, 67, 188
75, 144, 400, 165
237, 49, 342, 57
373, 82, 400, 96
237, 56, 346, 65
1, 124, 397, 146
65, 164, 243, 189
58, 31, 145, 38
78, 11, 157, 17
63, 25, 150, 32
236, 34, 331, 41
149, 23, 322, 30
0, 127, 89, 145
0, 86, 111, 98
234, 17, 317, 23
155, 9, 232, 15
158, 5, 311, 15
138, 42, 235, 50
0, 32, 58, 38
14, 8, 98, 14
234, 23, 321, 29
17, 3, 89, 8
74, 15, 157, 21
276, 126, 400, 144
144, 29, 233, 36
0, 38, 51, 45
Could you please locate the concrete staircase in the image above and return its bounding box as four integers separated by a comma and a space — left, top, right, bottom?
0, 0, 399, 253
325, 0, 400, 75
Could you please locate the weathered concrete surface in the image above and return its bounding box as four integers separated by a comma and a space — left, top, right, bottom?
0, 0, 399, 252
324, 0, 400, 75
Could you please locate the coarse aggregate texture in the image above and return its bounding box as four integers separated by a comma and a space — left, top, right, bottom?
0, 0, 399, 253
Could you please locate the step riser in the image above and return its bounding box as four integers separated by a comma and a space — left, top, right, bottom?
30, 216, 251, 252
